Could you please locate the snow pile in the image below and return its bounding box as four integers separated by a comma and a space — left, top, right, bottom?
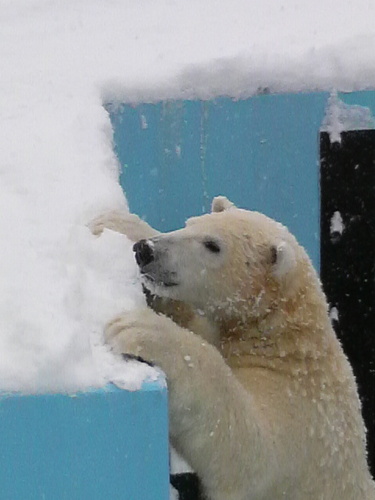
321, 92, 375, 143
1, 0, 375, 393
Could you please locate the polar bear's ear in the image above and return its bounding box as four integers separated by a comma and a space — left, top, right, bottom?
211, 196, 236, 213
271, 241, 296, 278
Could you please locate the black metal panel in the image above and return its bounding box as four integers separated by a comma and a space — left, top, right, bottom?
320, 130, 375, 477
170, 473, 206, 500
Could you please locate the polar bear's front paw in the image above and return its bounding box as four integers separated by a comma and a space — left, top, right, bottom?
89, 210, 125, 236
105, 308, 162, 342
105, 314, 138, 343
89, 210, 159, 241
105, 308, 175, 368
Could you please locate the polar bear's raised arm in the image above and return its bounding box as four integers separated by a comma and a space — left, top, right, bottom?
89, 194, 236, 240
89, 210, 160, 241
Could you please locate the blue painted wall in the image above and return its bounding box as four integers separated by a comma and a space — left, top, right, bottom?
0, 382, 169, 500
340, 91, 375, 111
110, 91, 375, 271
110, 93, 326, 269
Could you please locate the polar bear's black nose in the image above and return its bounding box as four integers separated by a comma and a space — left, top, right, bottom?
133, 239, 154, 267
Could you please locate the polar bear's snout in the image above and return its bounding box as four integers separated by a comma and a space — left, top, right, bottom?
133, 239, 154, 267
133, 238, 179, 290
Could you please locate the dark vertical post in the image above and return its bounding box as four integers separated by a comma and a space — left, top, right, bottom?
170, 473, 206, 500
320, 130, 375, 477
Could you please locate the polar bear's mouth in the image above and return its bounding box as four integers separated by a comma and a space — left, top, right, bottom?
142, 272, 179, 288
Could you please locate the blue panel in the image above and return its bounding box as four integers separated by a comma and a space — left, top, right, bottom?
202, 94, 328, 268
339, 90, 375, 112
111, 102, 205, 230
110, 93, 331, 270
0, 383, 169, 500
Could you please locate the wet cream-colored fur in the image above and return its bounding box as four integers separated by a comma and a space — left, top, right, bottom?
91, 198, 375, 500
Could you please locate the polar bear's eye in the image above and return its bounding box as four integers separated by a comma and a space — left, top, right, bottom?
203, 239, 221, 253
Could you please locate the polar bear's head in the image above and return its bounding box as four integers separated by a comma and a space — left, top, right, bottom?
134, 197, 308, 321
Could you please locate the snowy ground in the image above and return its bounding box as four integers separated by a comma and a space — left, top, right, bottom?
1, 0, 375, 393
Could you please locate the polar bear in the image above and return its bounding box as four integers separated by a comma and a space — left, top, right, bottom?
91, 197, 375, 500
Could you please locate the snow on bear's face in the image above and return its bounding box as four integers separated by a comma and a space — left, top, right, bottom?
134, 208, 299, 320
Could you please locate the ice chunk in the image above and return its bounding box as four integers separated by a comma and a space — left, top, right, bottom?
330, 211, 344, 236
329, 306, 339, 323
321, 92, 375, 144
